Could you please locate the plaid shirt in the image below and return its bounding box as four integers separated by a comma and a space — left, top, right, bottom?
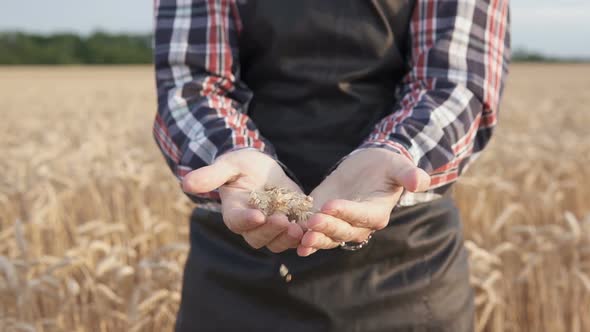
153, 0, 511, 207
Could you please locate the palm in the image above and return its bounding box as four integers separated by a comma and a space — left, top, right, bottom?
298, 148, 430, 256
219, 154, 301, 195
183, 149, 304, 252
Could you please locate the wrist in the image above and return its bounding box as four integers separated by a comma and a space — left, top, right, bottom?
343, 147, 408, 170
326, 140, 416, 180
214, 147, 275, 163
357, 139, 416, 166
215, 147, 304, 190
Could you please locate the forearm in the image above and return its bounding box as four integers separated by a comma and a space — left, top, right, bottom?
354, 0, 511, 193
153, 0, 277, 199
360, 80, 486, 186
153, 80, 276, 179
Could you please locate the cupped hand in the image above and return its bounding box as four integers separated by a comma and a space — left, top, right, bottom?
182, 149, 304, 253
297, 148, 431, 256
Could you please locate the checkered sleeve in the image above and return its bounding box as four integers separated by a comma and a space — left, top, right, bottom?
152, 0, 277, 201
356, 0, 511, 204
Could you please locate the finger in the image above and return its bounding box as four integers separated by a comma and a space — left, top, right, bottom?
321, 199, 390, 230
306, 213, 371, 242
223, 207, 266, 234
266, 222, 304, 253
243, 214, 290, 249
297, 246, 318, 257
301, 231, 340, 250
387, 157, 431, 192
182, 160, 240, 194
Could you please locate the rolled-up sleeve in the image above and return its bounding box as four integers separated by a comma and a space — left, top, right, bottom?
153, 0, 277, 201
354, 0, 511, 205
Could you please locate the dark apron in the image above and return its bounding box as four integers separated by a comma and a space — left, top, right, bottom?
176, 2, 474, 330
175, 196, 474, 332
240, 0, 416, 193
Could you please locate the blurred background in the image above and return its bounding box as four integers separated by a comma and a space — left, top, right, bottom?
0, 1, 589, 332
2, 0, 590, 63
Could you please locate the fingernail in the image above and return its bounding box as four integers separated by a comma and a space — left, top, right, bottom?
321, 208, 336, 215
287, 227, 300, 239
304, 248, 317, 257
309, 219, 324, 230
298, 246, 310, 257
181, 178, 192, 192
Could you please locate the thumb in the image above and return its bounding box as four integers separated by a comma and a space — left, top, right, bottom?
388, 160, 431, 193
182, 160, 240, 194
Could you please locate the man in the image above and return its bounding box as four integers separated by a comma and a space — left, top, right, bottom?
153, 0, 510, 330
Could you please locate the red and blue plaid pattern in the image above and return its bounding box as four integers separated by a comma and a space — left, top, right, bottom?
153, 0, 510, 206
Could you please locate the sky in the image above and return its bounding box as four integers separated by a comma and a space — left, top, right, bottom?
0, 0, 589, 58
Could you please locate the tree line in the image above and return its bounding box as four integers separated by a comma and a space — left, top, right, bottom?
0, 32, 152, 65
0, 32, 586, 65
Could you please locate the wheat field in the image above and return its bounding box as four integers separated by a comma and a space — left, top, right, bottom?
0, 65, 589, 332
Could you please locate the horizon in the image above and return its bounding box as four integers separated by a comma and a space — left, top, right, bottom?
1, 0, 589, 58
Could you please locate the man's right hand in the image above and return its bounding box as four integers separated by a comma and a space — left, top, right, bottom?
182, 149, 304, 253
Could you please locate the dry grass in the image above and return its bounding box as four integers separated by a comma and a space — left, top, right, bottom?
0, 64, 589, 331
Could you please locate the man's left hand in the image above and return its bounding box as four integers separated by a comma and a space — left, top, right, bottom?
297, 148, 431, 257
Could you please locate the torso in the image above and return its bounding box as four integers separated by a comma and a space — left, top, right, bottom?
237, 0, 415, 193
